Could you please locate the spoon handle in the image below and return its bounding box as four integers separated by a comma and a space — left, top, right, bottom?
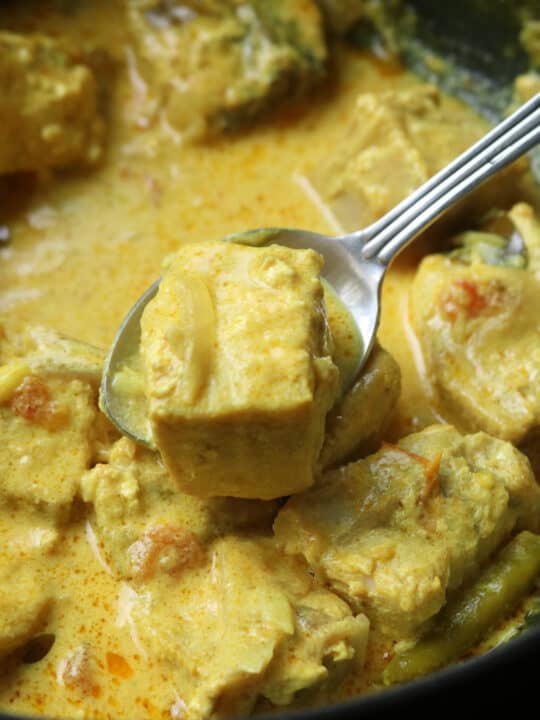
345, 92, 540, 267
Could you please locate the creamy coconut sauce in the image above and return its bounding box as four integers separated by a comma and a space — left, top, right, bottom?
0, 2, 538, 719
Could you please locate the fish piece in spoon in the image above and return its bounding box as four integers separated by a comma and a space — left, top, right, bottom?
138, 241, 340, 499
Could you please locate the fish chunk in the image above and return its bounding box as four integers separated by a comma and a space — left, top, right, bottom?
410, 202, 540, 444
275, 424, 540, 638
0, 31, 104, 174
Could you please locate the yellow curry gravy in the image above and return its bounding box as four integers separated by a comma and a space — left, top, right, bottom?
0, 2, 539, 719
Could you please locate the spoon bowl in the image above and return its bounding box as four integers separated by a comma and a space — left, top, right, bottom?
101, 92, 540, 445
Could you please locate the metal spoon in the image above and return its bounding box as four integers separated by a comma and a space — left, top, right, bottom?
101, 92, 540, 447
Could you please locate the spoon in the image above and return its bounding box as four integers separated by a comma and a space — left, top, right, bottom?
101, 92, 540, 447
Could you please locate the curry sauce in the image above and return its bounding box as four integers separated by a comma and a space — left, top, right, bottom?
0, 2, 540, 720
